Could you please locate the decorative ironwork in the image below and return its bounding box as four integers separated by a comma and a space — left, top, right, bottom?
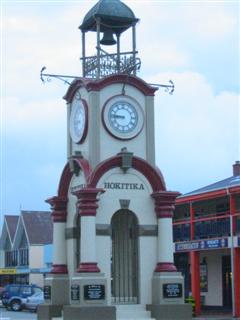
149, 80, 175, 95
40, 66, 80, 85
40, 66, 174, 96
82, 50, 141, 79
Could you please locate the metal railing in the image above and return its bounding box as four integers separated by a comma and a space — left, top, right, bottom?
82, 51, 141, 79
173, 212, 240, 242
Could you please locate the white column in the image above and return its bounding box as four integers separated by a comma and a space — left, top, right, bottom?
53, 222, 67, 265
80, 216, 96, 263
157, 217, 174, 263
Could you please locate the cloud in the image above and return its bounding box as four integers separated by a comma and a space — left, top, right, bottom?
150, 71, 240, 192
184, 4, 238, 40
2, 95, 66, 145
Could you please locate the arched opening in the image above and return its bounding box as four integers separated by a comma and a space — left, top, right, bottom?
111, 210, 139, 304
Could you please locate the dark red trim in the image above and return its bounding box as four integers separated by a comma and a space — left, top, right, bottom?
151, 191, 180, 218
51, 264, 68, 274
72, 188, 105, 216
190, 251, 201, 315
88, 155, 166, 192
177, 186, 240, 204
154, 262, 177, 272
57, 158, 91, 197
77, 262, 100, 273
64, 75, 158, 102
45, 196, 68, 223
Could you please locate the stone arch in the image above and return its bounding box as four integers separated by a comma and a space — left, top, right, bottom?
57, 158, 91, 198
88, 154, 166, 192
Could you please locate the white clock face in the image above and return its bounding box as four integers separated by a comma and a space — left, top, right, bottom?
102, 96, 144, 140
69, 92, 88, 144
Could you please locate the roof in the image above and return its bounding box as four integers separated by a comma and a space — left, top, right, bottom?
79, 0, 138, 33
178, 174, 240, 200
5, 215, 19, 242
21, 211, 53, 245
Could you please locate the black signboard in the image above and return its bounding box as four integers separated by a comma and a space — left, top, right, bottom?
44, 285, 51, 300
163, 283, 182, 298
71, 284, 80, 301
84, 284, 105, 300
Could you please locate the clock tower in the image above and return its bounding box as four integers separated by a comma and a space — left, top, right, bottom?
39, 1, 191, 319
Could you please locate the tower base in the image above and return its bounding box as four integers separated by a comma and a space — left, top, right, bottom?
147, 304, 192, 320
63, 305, 116, 320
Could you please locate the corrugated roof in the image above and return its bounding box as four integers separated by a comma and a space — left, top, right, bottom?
179, 174, 240, 198
5, 215, 19, 242
21, 211, 53, 245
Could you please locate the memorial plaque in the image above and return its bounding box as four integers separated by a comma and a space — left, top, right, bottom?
84, 284, 105, 300
44, 285, 51, 300
71, 284, 80, 301
163, 283, 182, 298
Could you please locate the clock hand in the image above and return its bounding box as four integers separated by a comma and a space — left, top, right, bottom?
111, 115, 125, 119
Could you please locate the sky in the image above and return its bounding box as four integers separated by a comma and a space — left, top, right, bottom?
1, 0, 239, 221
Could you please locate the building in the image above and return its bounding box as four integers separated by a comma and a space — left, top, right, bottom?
173, 161, 240, 317
0, 211, 53, 288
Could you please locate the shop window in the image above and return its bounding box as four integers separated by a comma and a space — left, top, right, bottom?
5, 250, 18, 267
19, 248, 29, 266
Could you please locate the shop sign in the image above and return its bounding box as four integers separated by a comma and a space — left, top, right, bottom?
0, 268, 16, 275
163, 283, 182, 298
175, 238, 228, 252
84, 284, 105, 300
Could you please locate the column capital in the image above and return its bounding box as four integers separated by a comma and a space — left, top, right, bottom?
72, 187, 105, 216
46, 196, 68, 222
151, 191, 180, 218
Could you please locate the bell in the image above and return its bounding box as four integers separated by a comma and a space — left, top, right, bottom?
100, 30, 116, 46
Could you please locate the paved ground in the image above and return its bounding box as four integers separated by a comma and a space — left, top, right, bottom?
0, 309, 36, 320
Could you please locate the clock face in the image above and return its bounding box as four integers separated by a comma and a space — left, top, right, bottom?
102, 96, 144, 140
69, 92, 88, 144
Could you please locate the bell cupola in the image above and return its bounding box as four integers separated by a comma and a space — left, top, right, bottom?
79, 0, 140, 79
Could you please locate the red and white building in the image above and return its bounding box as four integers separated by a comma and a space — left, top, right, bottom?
174, 161, 240, 317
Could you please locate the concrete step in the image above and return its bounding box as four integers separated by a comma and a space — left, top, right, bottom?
116, 305, 155, 320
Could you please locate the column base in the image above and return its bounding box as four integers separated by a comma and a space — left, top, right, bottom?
70, 273, 109, 306
51, 264, 68, 274
152, 271, 185, 305
43, 274, 70, 305
77, 262, 100, 273
154, 262, 177, 272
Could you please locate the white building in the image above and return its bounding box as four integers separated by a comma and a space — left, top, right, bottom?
0, 211, 53, 288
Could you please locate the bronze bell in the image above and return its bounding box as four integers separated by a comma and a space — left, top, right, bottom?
100, 30, 116, 46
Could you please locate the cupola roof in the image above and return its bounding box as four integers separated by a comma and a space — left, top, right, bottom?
79, 0, 138, 33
